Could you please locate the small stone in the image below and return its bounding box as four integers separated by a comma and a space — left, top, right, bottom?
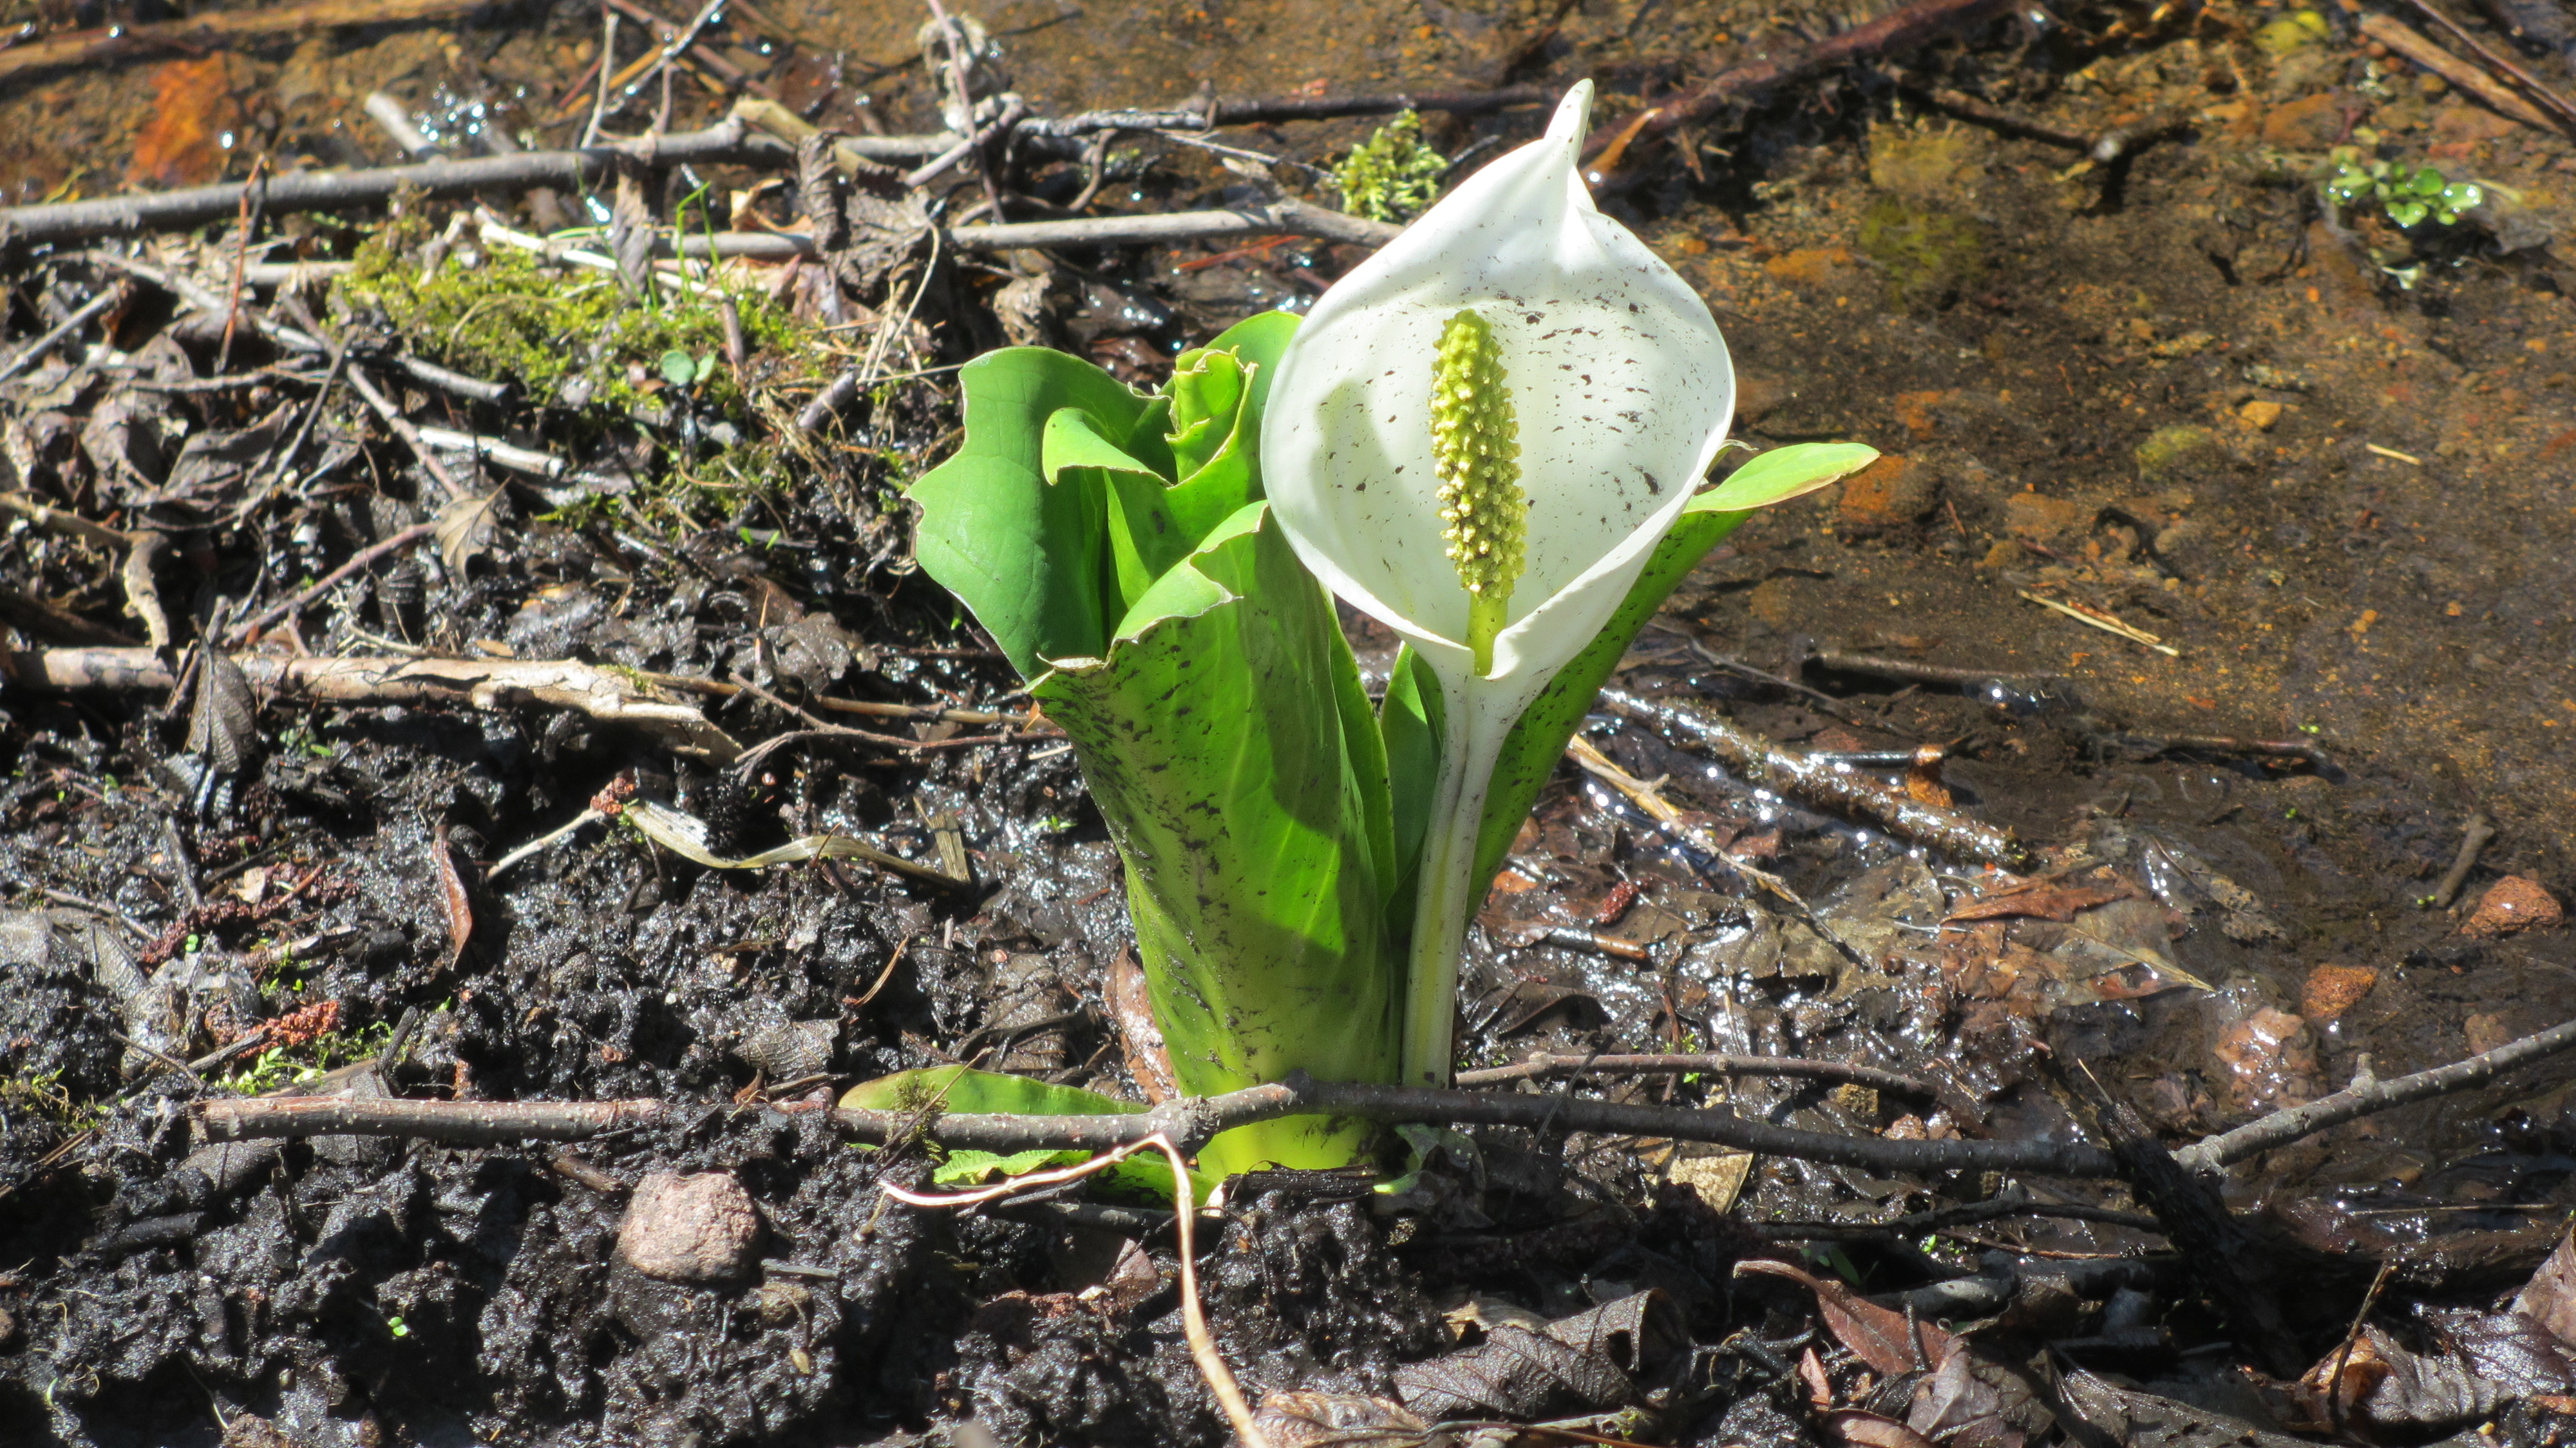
616, 1171, 761, 1284
2211, 1006, 2322, 1114
1976, 539, 2028, 572
1747, 576, 1799, 629
2134, 424, 2222, 485
1761, 247, 1856, 287
2260, 91, 2353, 150
2239, 399, 2284, 431
2003, 491, 2089, 546
221, 1415, 296, 1448
1835, 455, 1938, 530
2464, 876, 2564, 938
0, 1304, 16, 1351
2300, 963, 2377, 1022
2466, 1013, 2518, 1056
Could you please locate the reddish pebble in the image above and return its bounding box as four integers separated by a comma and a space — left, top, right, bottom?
616, 1172, 760, 1284
2464, 876, 2564, 938
2300, 964, 2378, 1023
2211, 1006, 2322, 1114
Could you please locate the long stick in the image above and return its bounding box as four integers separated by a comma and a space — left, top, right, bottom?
1454, 1051, 1932, 1096
0, 121, 788, 245
1580, 0, 2018, 163
2175, 1013, 2576, 1170
0, 285, 124, 384
191, 1016, 2576, 1179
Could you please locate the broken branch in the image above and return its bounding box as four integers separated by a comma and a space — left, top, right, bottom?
1453, 1052, 1933, 1097
8, 647, 743, 761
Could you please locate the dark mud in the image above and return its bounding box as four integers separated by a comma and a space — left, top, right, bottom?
5, 0, 2576, 1443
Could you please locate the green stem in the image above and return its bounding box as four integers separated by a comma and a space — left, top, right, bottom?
1399, 687, 1503, 1089
1466, 590, 1508, 677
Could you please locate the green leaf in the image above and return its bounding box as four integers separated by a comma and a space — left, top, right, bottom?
909, 348, 1165, 677
1035, 504, 1400, 1178
1379, 644, 1445, 917
1164, 311, 1302, 536
2388, 199, 2430, 228
839, 1064, 1146, 1118
1043, 408, 1189, 614
840, 1067, 1193, 1198
659, 348, 697, 386
1467, 503, 1754, 889
1696, 441, 1880, 512
1458, 443, 1876, 887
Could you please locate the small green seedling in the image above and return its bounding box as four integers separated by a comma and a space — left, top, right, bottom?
2325, 151, 2483, 229
1332, 110, 1447, 224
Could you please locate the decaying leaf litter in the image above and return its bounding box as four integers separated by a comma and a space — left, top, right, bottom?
3, 0, 2575, 1442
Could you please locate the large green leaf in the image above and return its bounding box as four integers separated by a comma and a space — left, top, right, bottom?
1378, 644, 1445, 924
1468, 443, 1879, 888
1035, 502, 1399, 1178
909, 349, 1157, 676
1168, 310, 1300, 506
911, 318, 1303, 680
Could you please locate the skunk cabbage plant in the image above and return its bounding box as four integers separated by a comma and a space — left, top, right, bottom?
889, 83, 1875, 1179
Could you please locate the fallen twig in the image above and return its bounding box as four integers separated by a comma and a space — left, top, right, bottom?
0, 0, 488, 84
2387, 4, 2576, 133
1803, 650, 2058, 691
1, 120, 788, 246
2430, 812, 2497, 910
672, 196, 1404, 260
227, 522, 437, 644
0, 493, 170, 649
0, 283, 125, 383
1598, 687, 2029, 867
191, 1016, 2576, 1179
1904, 84, 2191, 164
198, 1070, 2122, 1174
8, 647, 742, 761
2018, 589, 2179, 657
1454, 1052, 1932, 1097
2360, 14, 2562, 133
1567, 730, 1880, 975
1580, 0, 2018, 166
2174, 1013, 2576, 1171
1760, 1188, 2164, 1240
949, 198, 1399, 252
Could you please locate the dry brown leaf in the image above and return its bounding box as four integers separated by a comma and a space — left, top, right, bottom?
433, 488, 504, 575
2516, 1227, 2576, 1347
1393, 1290, 1683, 1421
1944, 876, 2139, 924
1829, 1409, 1941, 1448
1253, 1391, 1431, 1448
1106, 948, 1177, 1104
188, 644, 260, 777
1736, 1257, 1960, 1377
433, 823, 473, 971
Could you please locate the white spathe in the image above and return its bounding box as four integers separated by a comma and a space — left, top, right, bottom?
1262, 80, 1736, 696
1259, 81, 1738, 1087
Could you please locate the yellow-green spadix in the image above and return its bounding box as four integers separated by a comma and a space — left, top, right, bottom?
1261, 81, 1739, 1087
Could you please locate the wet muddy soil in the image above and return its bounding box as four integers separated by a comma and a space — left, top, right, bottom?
3, 0, 2575, 1443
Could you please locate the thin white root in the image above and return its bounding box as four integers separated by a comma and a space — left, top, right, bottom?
881, 1132, 1273, 1448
